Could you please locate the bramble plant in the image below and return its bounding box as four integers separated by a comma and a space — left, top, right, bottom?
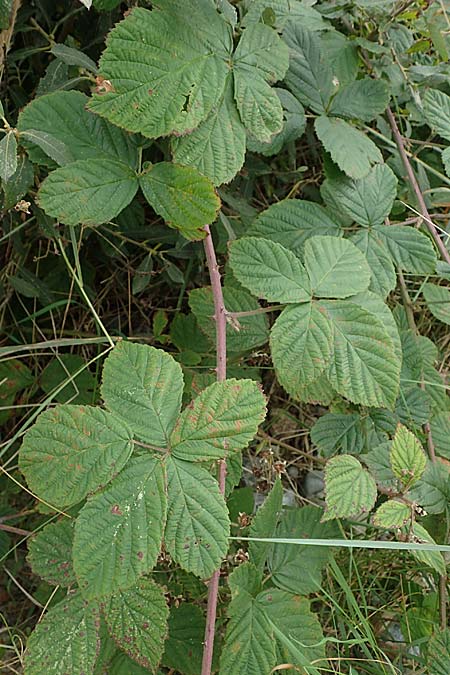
1, 1, 450, 674
19, 340, 266, 672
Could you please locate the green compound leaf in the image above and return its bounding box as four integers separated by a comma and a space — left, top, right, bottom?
171, 379, 266, 462
189, 285, 269, 353
0, 359, 33, 396
423, 283, 450, 326
220, 598, 276, 675
162, 604, 205, 675
283, 23, 333, 114
373, 225, 437, 274
50, 43, 98, 72
228, 561, 263, 599
304, 235, 371, 298
320, 299, 400, 408
396, 384, 431, 428
348, 290, 402, 363
165, 457, 229, 578
87, 2, 287, 187
270, 302, 333, 396
409, 460, 450, 515
19, 405, 134, 508
93, 0, 121, 9
323, 454, 377, 521
27, 519, 76, 587
18, 91, 138, 168
242, 0, 326, 31
37, 158, 138, 226
427, 628, 450, 675
233, 23, 288, 142
268, 506, 339, 595
139, 162, 220, 240
169, 313, 210, 355
401, 330, 438, 377
40, 354, 97, 405
73, 456, 166, 599
220, 564, 275, 675
436, 262, 450, 281
314, 115, 382, 179
94, 624, 126, 675
108, 653, 153, 675
423, 89, 450, 142
442, 147, 450, 178
172, 76, 246, 186
329, 78, 390, 122
19, 129, 72, 167
88, 4, 232, 137
390, 424, 427, 488
373, 499, 411, 529
1, 369, 27, 426
408, 522, 446, 575
258, 590, 325, 670
246, 88, 306, 157
281, 370, 336, 406
247, 199, 341, 255
363, 442, 397, 491
101, 341, 183, 447
0, 1, 13, 30
24, 592, 100, 675
2, 154, 34, 210
220, 599, 274, 675
350, 229, 396, 298
103, 577, 169, 670
0, 131, 17, 181
249, 477, 283, 570
323, 164, 398, 228
430, 412, 450, 460
311, 412, 367, 457
228, 237, 311, 303
321, 29, 359, 87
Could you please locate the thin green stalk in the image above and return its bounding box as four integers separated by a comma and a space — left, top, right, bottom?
58, 240, 114, 348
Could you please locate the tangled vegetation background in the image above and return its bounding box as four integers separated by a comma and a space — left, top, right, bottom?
1, 1, 450, 674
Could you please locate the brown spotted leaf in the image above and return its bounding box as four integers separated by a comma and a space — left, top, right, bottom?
103, 577, 168, 671
165, 457, 229, 578
170, 378, 266, 462
24, 592, 100, 675
27, 519, 76, 587
73, 456, 166, 599
101, 341, 184, 447
19, 405, 134, 508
